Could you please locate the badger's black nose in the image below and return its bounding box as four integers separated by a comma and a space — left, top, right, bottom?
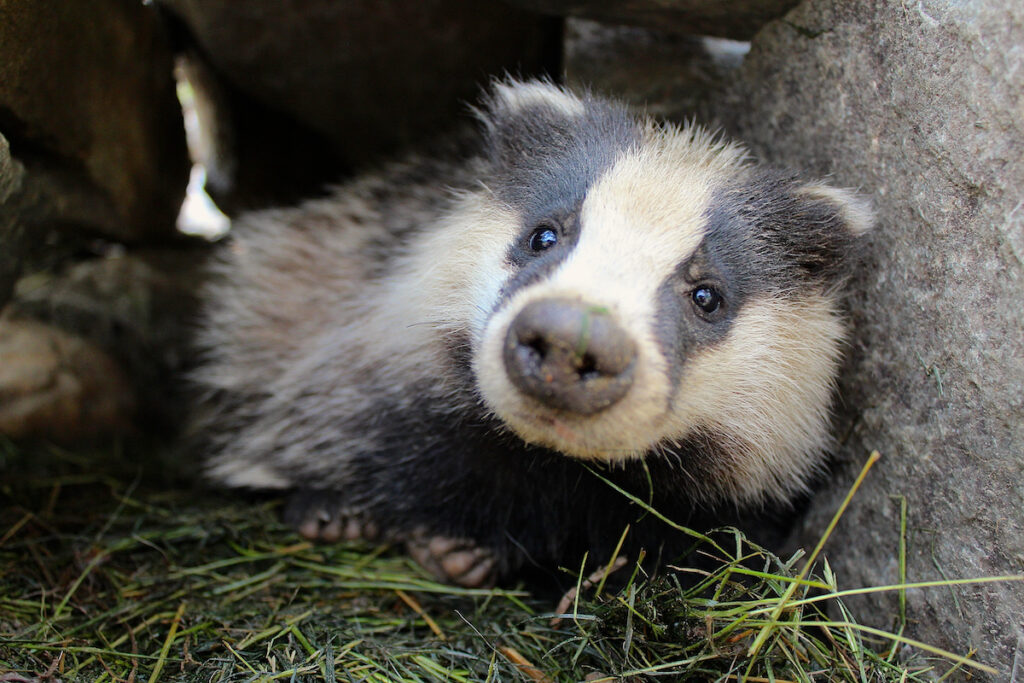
503, 298, 636, 415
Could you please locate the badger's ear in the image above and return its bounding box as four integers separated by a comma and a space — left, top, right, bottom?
475, 79, 586, 167
481, 79, 586, 122
762, 181, 874, 282
795, 183, 875, 237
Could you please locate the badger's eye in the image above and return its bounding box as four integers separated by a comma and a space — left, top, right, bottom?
528, 225, 559, 252
692, 286, 722, 314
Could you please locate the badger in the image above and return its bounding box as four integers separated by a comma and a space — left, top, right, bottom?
192, 80, 872, 588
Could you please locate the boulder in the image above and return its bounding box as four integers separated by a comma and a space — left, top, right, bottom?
0, 0, 189, 245
563, 18, 748, 116
504, 0, 799, 39
701, 0, 1024, 676
0, 318, 135, 441
157, 0, 559, 212
7, 248, 207, 435
0, 133, 27, 306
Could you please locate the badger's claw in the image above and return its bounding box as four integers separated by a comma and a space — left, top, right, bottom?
283, 491, 379, 543
406, 532, 498, 588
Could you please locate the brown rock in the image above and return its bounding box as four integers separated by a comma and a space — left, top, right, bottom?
0, 318, 135, 441
9, 247, 207, 433
0, 0, 189, 242
157, 0, 559, 210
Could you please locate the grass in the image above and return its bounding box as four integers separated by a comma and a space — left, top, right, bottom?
0, 438, 1017, 682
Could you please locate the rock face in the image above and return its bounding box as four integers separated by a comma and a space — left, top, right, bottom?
563, 19, 749, 117
0, 318, 136, 441
700, 0, 1023, 676
4, 249, 206, 435
1, 0, 192, 438
157, 0, 559, 212
505, 0, 799, 39
0, 0, 189, 246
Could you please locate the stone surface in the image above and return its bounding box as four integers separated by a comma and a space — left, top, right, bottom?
0, 318, 135, 441
564, 18, 749, 116
0, 0, 189, 243
506, 0, 799, 39
696, 0, 1023, 677
158, 0, 559, 212
8, 248, 207, 434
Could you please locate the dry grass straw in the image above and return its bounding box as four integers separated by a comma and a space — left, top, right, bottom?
0, 438, 1019, 681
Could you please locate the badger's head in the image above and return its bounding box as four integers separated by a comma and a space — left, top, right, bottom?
452, 81, 872, 506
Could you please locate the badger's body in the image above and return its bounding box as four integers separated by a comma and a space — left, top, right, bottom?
194, 81, 871, 587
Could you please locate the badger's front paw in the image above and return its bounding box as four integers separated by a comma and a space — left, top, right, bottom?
406, 531, 498, 588
283, 490, 380, 543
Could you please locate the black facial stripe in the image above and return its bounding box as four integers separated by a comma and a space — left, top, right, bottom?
653, 173, 857, 397
487, 93, 642, 311
498, 209, 582, 307
652, 191, 777, 396
716, 170, 858, 286
488, 95, 641, 213
654, 246, 745, 396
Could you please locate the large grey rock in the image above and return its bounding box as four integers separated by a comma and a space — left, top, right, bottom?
158, 0, 558, 212
506, 0, 798, 39
698, 0, 1023, 676
0, 0, 189, 244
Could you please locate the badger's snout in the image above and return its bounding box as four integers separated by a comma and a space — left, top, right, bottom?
503, 298, 636, 415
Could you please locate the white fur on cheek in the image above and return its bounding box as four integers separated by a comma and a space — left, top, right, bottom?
403, 193, 521, 344
667, 294, 846, 505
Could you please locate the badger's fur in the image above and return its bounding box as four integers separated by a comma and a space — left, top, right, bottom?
193, 80, 872, 587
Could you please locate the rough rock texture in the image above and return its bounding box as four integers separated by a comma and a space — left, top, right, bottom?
0, 318, 135, 441
0, 0, 189, 245
157, 0, 559, 212
505, 0, 798, 39
696, 0, 1023, 676
564, 18, 748, 117
6, 249, 207, 434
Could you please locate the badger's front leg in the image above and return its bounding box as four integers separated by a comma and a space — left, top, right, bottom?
282, 489, 500, 588
406, 531, 499, 588
283, 490, 381, 543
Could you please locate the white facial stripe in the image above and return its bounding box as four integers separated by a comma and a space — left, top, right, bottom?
667, 294, 845, 503
554, 144, 714, 310
542, 123, 747, 323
